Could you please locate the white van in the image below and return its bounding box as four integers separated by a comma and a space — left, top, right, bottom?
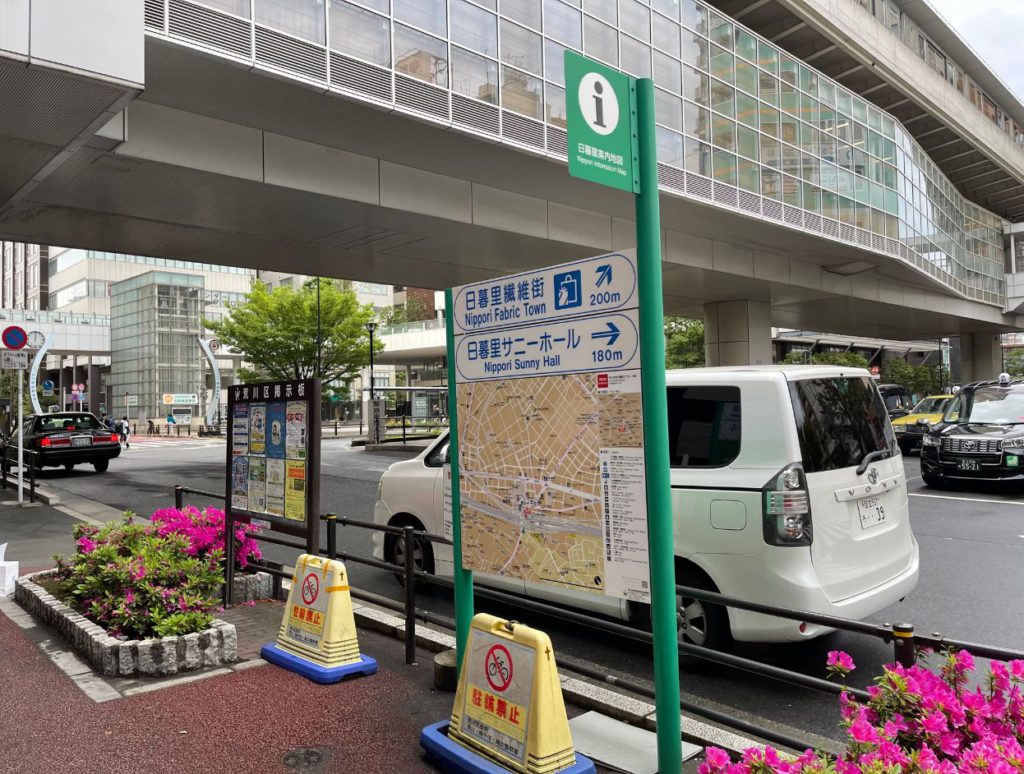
372, 366, 919, 646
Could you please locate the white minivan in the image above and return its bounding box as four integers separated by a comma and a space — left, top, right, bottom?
372, 366, 919, 647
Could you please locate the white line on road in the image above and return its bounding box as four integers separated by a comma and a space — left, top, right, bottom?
910, 492, 1024, 506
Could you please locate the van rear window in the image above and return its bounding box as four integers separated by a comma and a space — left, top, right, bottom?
789, 377, 896, 473
667, 386, 741, 468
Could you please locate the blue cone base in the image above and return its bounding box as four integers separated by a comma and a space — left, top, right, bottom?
420, 720, 596, 774
260, 643, 378, 684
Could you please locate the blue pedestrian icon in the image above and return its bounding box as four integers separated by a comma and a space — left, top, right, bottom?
553, 270, 582, 310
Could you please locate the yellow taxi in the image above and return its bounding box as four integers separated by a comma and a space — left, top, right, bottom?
891, 395, 954, 453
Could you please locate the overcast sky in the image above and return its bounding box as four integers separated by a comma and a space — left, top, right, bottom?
928, 0, 1024, 100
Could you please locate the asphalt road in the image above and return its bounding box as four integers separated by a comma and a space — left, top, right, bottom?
36, 436, 1024, 746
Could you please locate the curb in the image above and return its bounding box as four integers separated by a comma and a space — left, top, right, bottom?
15, 572, 237, 677
350, 603, 763, 758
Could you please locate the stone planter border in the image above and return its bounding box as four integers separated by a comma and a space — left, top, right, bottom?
14, 572, 237, 677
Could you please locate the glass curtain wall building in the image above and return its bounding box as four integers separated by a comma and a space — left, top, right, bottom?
110, 272, 205, 424
171, 0, 1007, 306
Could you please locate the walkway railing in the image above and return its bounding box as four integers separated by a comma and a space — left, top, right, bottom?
172, 482, 1024, 753
1, 445, 39, 503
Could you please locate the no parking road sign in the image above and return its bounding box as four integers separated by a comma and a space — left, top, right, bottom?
1, 326, 27, 350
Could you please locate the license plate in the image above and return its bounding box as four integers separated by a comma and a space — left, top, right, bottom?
857, 496, 886, 530
71, 436, 92, 447
957, 458, 980, 472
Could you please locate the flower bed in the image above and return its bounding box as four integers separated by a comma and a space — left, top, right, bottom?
15, 572, 235, 677
699, 650, 1024, 774
11, 507, 266, 677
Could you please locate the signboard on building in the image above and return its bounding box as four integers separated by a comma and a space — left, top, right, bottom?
452, 251, 650, 602
565, 51, 638, 194
125, 395, 139, 406
163, 393, 198, 405
226, 379, 321, 547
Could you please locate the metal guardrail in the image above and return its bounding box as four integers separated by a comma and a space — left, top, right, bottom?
173, 482, 1024, 752
1, 445, 38, 503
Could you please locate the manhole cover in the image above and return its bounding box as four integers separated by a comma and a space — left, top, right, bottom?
283, 747, 332, 771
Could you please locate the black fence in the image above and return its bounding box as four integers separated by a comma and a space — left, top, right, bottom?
0, 445, 39, 503
172, 483, 1024, 753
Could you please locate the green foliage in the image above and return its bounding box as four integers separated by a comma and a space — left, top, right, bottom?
380, 296, 428, 327
1004, 348, 1024, 377
204, 278, 380, 385
880, 359, 949, 396
665, 318, 705, 369
782, 351, 870, 369
52, 516, 222, 640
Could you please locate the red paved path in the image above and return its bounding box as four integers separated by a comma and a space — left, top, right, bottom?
0, 609, 446, 773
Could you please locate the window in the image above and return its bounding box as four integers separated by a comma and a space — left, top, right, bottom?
667, 386, 741, 468
394, 0, 445, 36
394, 24, 448, 86
329, 1, 390, 65
502, 0, 541, 28
789, 377, 896, 473
255, 0, 325, 43
452, 47, 499, 103
544, 0, 581, 47
425, 436, 450, 467
451, 0, 497, 57
584, 17, 617, 65
501, 19, 542, 74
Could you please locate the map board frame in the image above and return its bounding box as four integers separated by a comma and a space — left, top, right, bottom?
224, 379, 321, 585
450, 251, 651, 603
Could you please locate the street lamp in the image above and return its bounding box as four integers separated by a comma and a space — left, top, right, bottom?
365, 321, 377, 440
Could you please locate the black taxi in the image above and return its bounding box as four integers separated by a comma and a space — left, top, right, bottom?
921, 377, 1024, 487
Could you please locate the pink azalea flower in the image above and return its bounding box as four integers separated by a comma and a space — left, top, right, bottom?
827, 650, 856, 672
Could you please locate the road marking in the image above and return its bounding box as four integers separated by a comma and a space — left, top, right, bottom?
909, 492, 1024, 506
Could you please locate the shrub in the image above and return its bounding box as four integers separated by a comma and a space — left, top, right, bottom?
53, 517, 222, 640
699, 650, 1024, 774
151, 505, 262, 569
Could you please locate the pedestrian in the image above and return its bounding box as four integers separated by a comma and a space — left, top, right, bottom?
119, 416, 130, 448
147, 418, 156, 435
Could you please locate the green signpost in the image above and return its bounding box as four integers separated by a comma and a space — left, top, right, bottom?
565, 50, 682, 774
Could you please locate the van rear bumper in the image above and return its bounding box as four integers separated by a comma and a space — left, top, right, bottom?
703, 541, 920, 643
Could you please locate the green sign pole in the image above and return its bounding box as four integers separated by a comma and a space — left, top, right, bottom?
633, 77, 682, 774
445, 287, 473, 671
565, 48, 680, 773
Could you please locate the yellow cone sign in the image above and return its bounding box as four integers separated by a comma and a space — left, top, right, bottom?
260, 554, 377, 683
449, 614, 578, 773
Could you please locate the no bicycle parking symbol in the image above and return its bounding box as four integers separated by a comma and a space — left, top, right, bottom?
301, 572, 319, 605
485, 644, 513, 692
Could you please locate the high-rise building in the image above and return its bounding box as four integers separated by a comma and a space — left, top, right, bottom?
0, 241, 49, 310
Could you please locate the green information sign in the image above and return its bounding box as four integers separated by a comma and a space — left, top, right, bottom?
564, 50, 639, 193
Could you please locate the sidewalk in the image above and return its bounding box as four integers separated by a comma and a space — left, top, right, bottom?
0, 493, 721, 772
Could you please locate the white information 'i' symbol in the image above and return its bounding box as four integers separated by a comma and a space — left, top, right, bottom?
578, 72, 619, 136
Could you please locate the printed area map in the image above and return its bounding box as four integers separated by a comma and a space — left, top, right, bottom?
457, 371, 649, 599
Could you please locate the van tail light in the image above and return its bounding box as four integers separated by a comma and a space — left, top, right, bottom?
763, 463, 813, 546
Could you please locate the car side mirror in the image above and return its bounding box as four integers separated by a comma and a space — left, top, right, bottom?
916, 418, 931, 427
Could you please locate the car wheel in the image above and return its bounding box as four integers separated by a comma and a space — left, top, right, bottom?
384, 516, 435, 590
93, 460, 109, 473
922, 472, 944, 489
64, 463, 75, 471
677, 565, 732, 662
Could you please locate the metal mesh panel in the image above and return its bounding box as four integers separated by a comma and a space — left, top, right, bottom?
502, 112, 545, 150
170, 0, 251, 58
255, 25, 327, 82
330, 52, 392, 103
395, 75, 450, 121
452, 94, 499, 136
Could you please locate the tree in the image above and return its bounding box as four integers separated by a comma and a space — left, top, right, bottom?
380, 296, 428, 327
880, 358, 950, 396
1005, 348, 1024, 377
205, 278, 381, 385
782, 351, 870, 369
665, 318, 705, 368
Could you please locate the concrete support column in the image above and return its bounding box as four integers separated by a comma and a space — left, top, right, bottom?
959, 333, 1003, 383
703, 301, 772, 366
88, 360, 101, 415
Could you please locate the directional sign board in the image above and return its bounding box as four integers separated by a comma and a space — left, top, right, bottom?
565, 51, 638, 193
0, 351, 29, 370
452, 250, 650, 602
